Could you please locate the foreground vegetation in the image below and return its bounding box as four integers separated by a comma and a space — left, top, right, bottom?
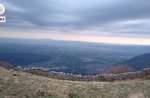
0, 67, 150, 98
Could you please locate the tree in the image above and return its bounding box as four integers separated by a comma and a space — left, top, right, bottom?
110, 65, 134, 74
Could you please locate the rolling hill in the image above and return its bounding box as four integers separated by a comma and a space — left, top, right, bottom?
117, 53, 150, 71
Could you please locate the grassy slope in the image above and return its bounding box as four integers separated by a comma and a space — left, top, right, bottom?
0, 67, 150, 98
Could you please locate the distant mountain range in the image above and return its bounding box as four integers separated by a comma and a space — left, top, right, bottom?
117, 53, 150, 71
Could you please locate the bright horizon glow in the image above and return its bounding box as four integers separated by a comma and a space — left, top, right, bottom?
0, 0, 150, 44
0, 32, 150, 45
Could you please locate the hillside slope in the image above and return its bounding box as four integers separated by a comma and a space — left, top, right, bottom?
118, 53, 150, 71
0, 67, 150, 98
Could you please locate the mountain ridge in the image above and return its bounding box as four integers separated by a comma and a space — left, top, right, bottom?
117, 53, 150, 71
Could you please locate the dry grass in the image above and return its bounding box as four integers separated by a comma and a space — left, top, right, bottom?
0, 67, 150, 98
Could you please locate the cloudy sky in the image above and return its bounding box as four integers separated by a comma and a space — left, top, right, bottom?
0, 0, 150, 45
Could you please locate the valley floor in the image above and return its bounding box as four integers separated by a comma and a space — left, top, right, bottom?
0, 67, 150, 98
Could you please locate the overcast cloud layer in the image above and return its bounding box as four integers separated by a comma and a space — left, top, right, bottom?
0, 0, 150, 38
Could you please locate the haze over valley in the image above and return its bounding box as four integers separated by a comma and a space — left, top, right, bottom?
0, 38, 150, 75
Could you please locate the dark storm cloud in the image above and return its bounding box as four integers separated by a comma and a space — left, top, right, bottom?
0, 0, 150, 38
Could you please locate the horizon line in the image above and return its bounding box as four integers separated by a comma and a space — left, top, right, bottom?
0, 36, 150, 46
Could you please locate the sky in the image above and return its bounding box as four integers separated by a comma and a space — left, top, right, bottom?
0, 0, 150, 45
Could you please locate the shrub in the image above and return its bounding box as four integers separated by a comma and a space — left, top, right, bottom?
69, 93, 79, 98
143, 68, 150, 80
110, 65, 134, 74
0, 61, 12, 69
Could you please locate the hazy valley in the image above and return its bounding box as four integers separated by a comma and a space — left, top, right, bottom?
0, 38, 150, 75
